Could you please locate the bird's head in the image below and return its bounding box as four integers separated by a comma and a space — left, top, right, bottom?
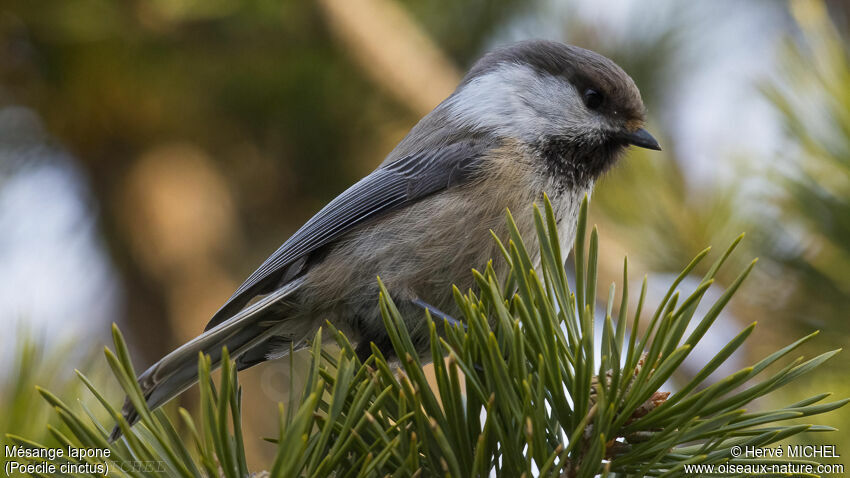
446, 40, 660, 185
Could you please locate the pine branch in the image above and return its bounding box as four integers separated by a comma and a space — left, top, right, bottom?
12, 196, 847, 477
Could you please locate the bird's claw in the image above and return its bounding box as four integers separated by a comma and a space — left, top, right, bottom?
412, 298, 466, 331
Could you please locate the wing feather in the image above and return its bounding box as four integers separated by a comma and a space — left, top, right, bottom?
205, 139, 489, 330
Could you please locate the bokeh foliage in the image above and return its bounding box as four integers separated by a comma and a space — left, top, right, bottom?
758, 0, 850, 336
0, 329, 113, 474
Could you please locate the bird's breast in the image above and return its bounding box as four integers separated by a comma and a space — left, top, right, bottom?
301, 143, 589, 329
482, 141, 591, 262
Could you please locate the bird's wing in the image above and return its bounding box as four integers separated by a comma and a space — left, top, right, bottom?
204, 138, 490, 330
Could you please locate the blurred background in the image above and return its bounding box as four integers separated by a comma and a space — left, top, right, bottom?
1, 0, 848, 469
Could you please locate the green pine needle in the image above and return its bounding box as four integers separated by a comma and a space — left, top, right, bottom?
14, 196, 846, 477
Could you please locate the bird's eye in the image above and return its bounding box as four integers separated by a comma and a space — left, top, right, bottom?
583, 88, 603, 110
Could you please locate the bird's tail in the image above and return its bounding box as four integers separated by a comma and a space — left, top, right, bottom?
108, 278, 305, 442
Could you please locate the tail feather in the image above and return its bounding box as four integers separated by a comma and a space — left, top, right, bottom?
109, 279, 303, 442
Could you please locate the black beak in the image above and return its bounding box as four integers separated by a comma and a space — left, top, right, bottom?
621, 128, 661, 151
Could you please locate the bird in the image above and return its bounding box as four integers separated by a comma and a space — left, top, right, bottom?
110, 39, 660, 441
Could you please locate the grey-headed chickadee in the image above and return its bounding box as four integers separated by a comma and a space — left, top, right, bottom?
111, 39, 660, 440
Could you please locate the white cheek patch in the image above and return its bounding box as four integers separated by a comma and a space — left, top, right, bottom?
446, 63, 599, 142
